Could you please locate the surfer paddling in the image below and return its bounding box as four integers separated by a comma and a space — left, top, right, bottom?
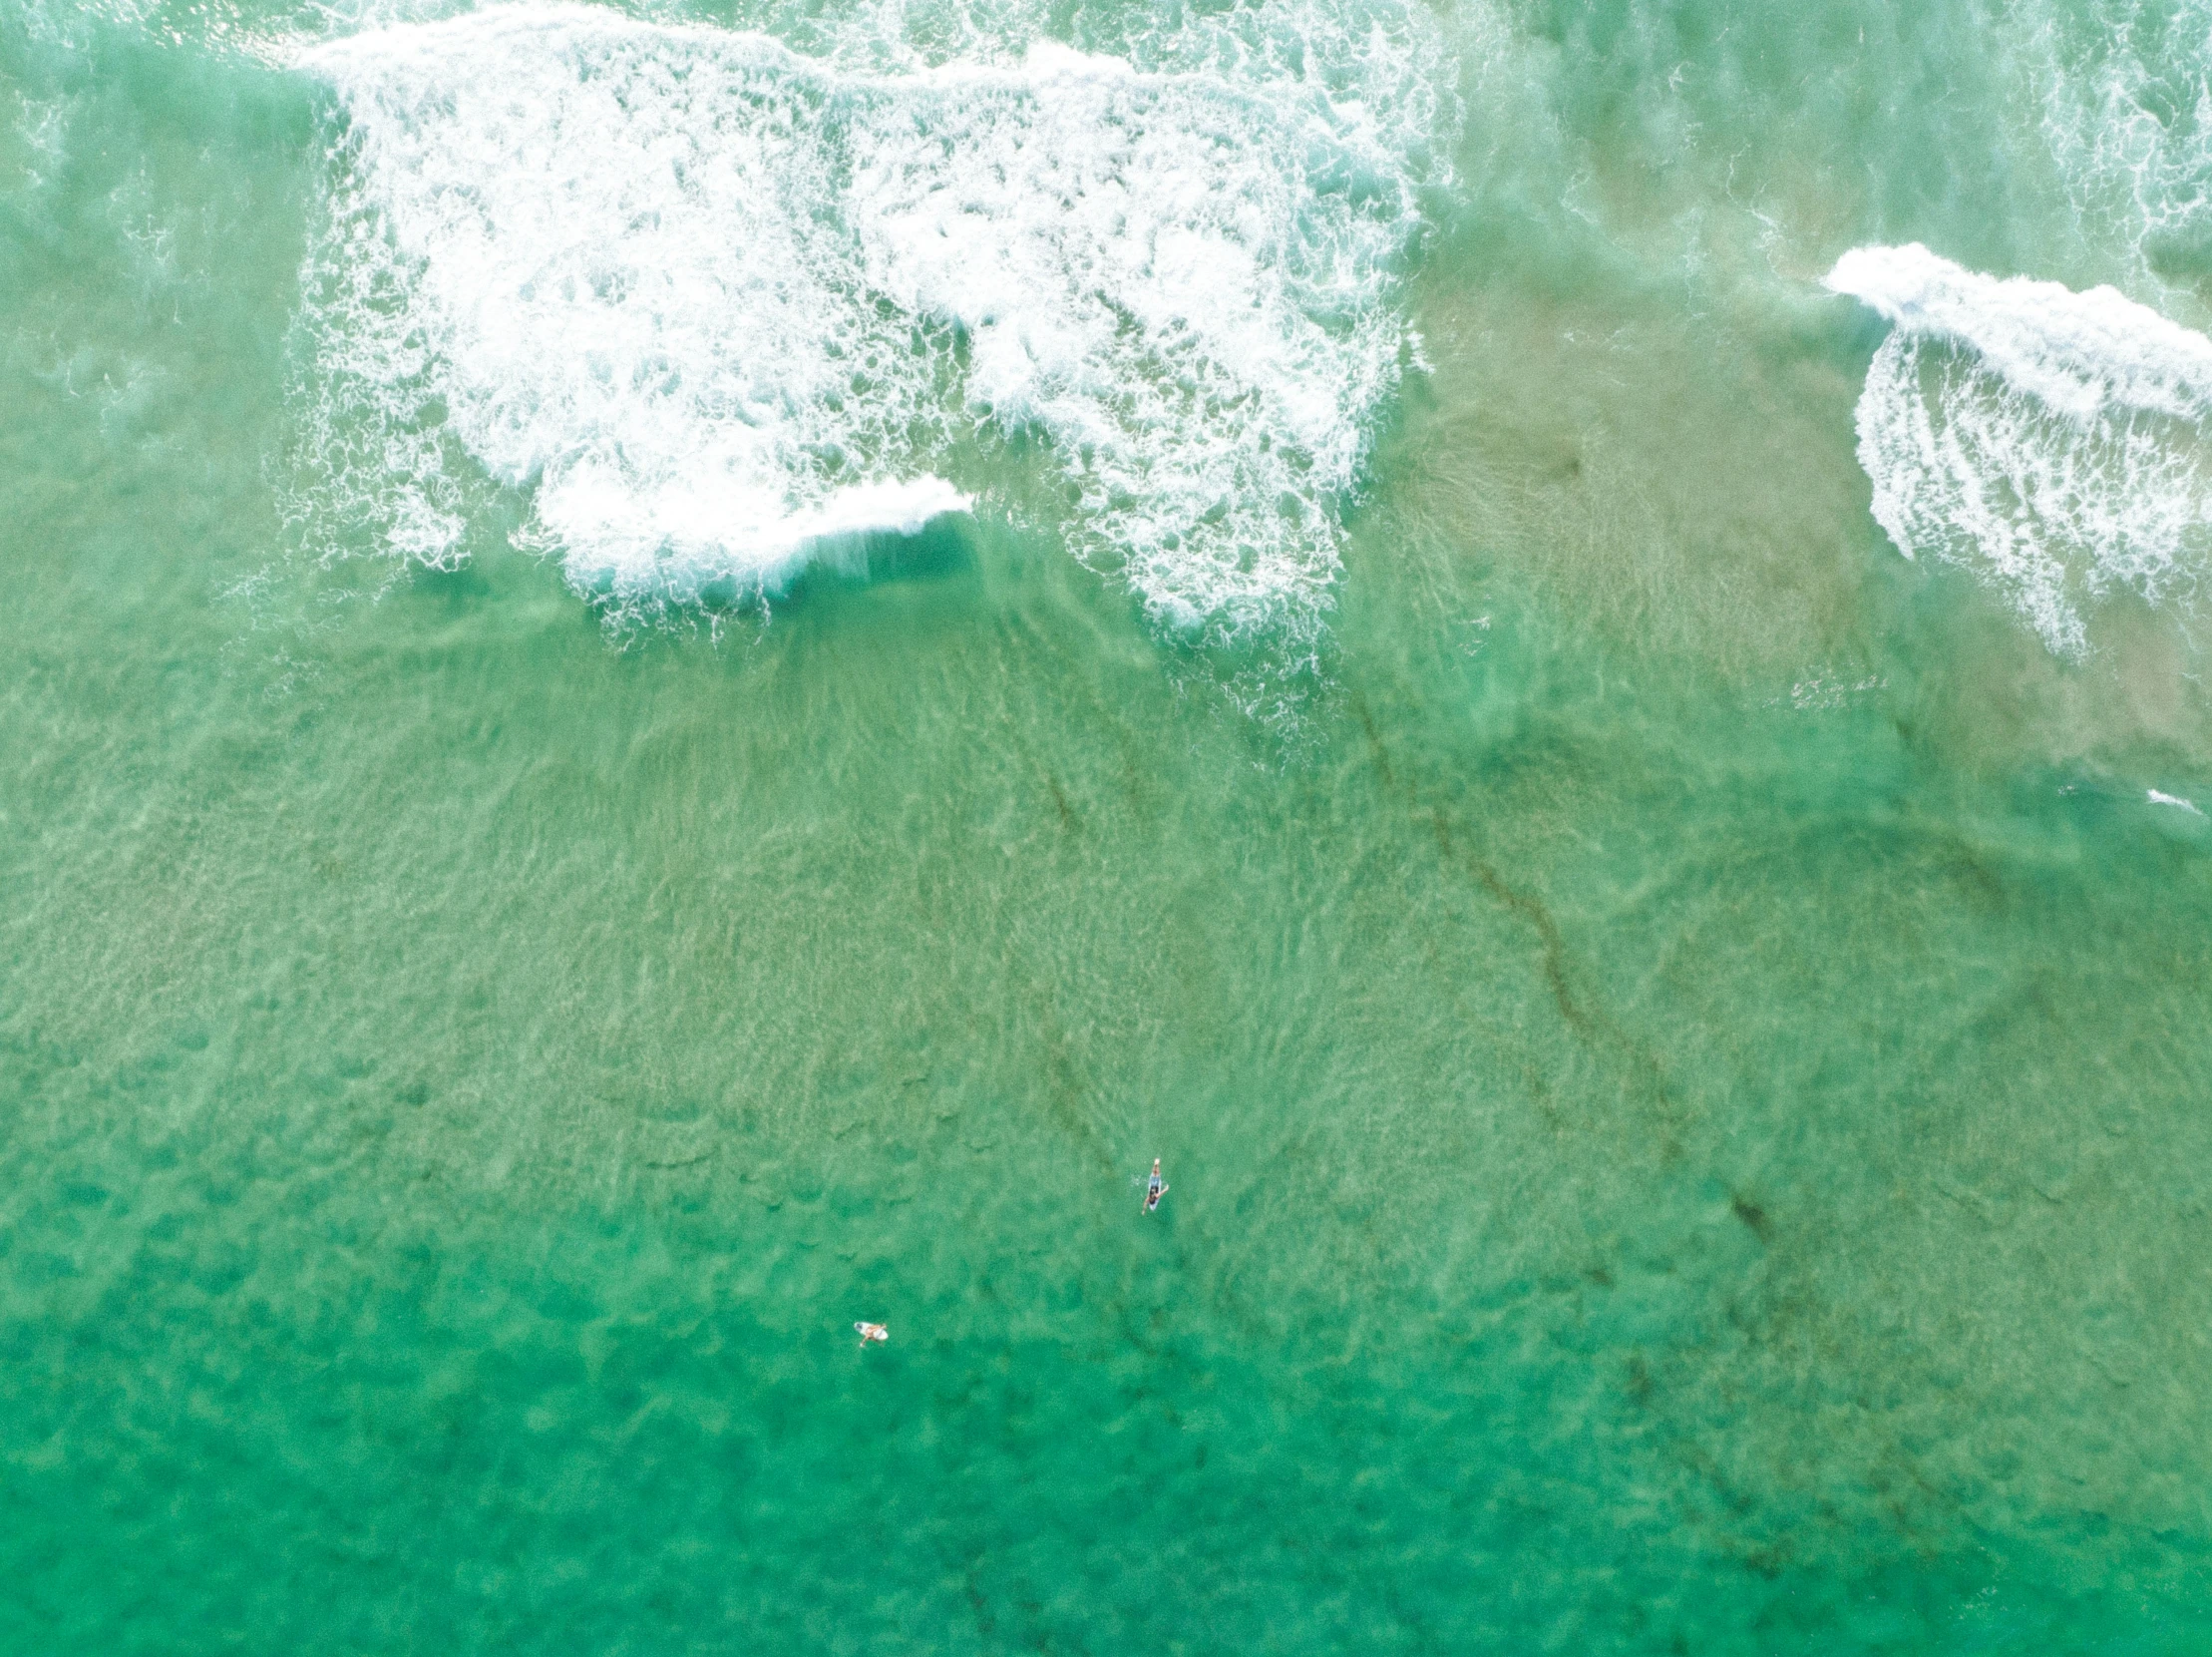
854, 1321, 889, 1346
1142, 1158, 1168, 1215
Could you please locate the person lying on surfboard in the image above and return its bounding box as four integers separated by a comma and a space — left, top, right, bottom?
1142, 1158, 1168, 1214
854, 1322, 889, 1346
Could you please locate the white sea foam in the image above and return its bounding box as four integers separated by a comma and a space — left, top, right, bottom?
2018, 0, 2212, 292
1824, 243, 2212, 656
2148, 787, 2203, 813
292, 0, 1452, 635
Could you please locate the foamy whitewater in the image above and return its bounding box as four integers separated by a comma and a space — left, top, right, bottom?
292, 0, 1453, 638
2021, 0, 2212, 290
1825, 243, 2212, 656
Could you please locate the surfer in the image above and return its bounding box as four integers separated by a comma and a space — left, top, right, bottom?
1142, 1158, 1168, 1215
854, 1321, 889, 1346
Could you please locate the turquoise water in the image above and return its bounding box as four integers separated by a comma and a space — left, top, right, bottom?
7, 0, 2212, 1649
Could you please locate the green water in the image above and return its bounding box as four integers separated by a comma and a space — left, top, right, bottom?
7, 0, 2212, 1650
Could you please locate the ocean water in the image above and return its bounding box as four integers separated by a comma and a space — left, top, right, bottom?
7, 0, 2212, 1649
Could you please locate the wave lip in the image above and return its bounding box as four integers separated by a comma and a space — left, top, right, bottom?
291, 0, 1453, 637
1825, 243, 2212, 656
553, 476, 975, 607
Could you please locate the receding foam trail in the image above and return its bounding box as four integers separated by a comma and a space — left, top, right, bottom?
2017, 0, 2212, 292
1825, 243, 2212, 656
292, 0, 1451, 636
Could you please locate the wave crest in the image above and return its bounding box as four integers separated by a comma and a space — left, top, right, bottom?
1826, 242, 2212, 656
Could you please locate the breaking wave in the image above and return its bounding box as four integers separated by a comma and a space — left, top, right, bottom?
1825, 242, 2212, 656
290, 0, 1455, 640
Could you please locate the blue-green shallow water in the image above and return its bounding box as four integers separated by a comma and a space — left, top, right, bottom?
8, 0, 2212, 1650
